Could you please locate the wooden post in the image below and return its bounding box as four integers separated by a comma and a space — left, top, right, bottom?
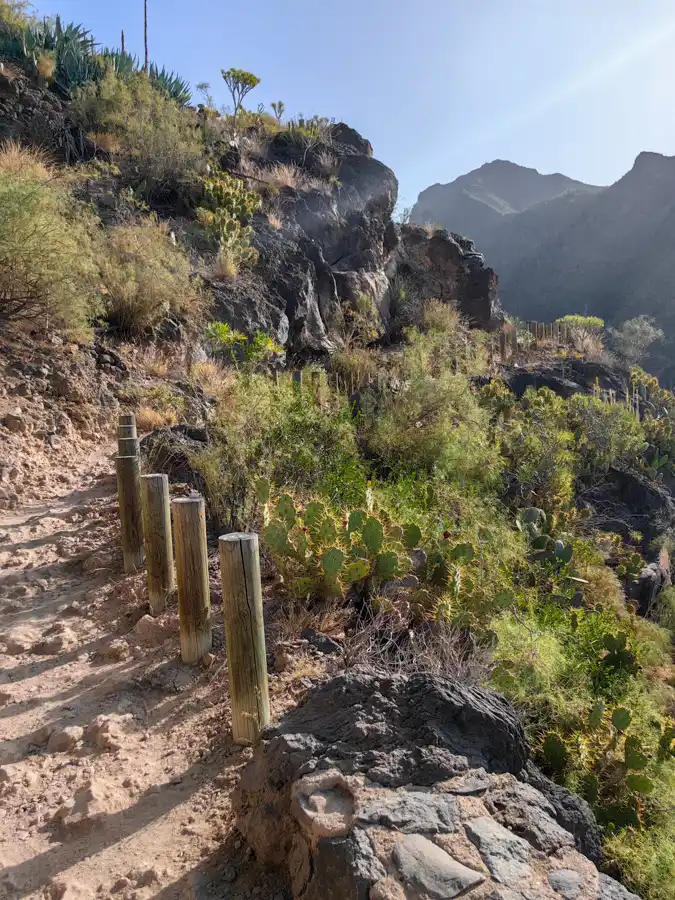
273, 369, 280, 387
511, 329, 518, 353
116, 455, 145, 574
141, 475, 175, 615
219, 533, 270, 745
118, 436, 140, 458
172, 498, 212, 664
119, 413, 136, 431
292, 370, 303, 391
499, 331, 507, 361
310, 371, 322, 404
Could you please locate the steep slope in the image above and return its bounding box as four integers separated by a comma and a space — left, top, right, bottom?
411, 159, 602, 239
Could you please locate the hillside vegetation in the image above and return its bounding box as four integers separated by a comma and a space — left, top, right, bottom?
1, 3, 675, 898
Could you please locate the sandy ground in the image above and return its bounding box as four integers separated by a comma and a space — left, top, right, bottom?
0, 445, 297, 900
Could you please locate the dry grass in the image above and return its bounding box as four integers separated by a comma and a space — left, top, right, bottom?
0, 139, 51, 180
267, 211, 283, 230
135, 406, 177, 432
265, 162, 329, 194
332, 346, 380, 382
577, 564, 627, 614
190, 360, 235, 400
422, 221, 444, 236
343, 609, 489, 683
314, 149, 339, 179
211, 251, 239, 281
90, 131, 123, 154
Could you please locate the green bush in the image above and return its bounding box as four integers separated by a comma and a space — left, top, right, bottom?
0, 161, 100, 333
190, 375, 366, 530
71, 70, 203, 203
101, 218, 207, 336
196, 171, 261, 277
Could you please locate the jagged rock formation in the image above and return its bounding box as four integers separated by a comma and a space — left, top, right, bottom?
412, 154, 675, 383
234, 671, 638, 900
213, 126, 502, 359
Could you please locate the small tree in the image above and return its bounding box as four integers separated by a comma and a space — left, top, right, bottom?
221, 67, 260, 128
271, 100, 285, 124
609, 315, 664, 365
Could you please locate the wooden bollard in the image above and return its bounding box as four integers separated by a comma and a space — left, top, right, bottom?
310, 371, 322, 404
499, 331, 507, 361
118, 436, 140, 457
141, 474, 175, 615
219, 533, 270, 745
273, 369, 280, 387
292, 370, 303, 391
172, 497, 211, 664
116, 455, 145, 574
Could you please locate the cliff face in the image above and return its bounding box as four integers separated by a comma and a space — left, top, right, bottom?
412, 153, 675, 383
214, 129, 503, 358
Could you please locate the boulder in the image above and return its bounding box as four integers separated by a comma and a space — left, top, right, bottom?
503, 360, 629, 402
329, 123, 374, 157
140, 425, 209, 488
233, 672, 626, 899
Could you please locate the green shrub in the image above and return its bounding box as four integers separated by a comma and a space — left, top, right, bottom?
71, 70, 203, 203
362, 371, 500, 485
0, 162, 100, 333
557, 314, 605, 354
101, 218, 206, 336
191, 375, 365, 530
609, 316, 665, 366
567, 394, 644, 479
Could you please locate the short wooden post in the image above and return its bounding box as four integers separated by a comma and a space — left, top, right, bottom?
219, 533, 270, 745
141, 474, 175, 615
118, 436, 140, 458
172, 497, 212, 664
310, 371, 322, 404
499, 331, 507, 361
292, 369, 303, 391
273, 369, 280, 387
511, 329, 518, 353
116, 455, 145, 574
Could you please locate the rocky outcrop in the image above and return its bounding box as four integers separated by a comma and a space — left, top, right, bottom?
233, 672, 632, 900
502, 360, 630, 402
392, 226, 503, 330
0, 64, 95, 162
213, 125, 502, 360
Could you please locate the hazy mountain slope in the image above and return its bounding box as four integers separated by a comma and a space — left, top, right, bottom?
413, 152, 675, 382
411, 159, 602, 239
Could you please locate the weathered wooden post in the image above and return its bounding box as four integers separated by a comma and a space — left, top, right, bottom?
116, 454, 145, 574
219, 532, 270, 745
172, 497, 212, 664
292, 370, 303, 391
499, 331, 507, 361
310, 371, 322, 405
141, 474, 175, 615
273, 369, 280, 387
118, 436, 140, 458
511, 328, 518, 354
118, 413, 137, 438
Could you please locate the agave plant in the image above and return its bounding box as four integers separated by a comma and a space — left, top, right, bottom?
149, 63, 192, 106
100, 48, 139, 79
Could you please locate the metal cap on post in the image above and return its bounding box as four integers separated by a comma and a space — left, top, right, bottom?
219, 532, 270, 745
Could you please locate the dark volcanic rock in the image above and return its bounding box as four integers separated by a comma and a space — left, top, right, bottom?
586, 465, 675, 548
140, 425, 208, 487
232, 672, 630, 898
503, 359, 629, 401
393, 225, 503, 330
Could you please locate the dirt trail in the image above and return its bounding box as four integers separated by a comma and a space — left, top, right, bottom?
0, 446, 288, 900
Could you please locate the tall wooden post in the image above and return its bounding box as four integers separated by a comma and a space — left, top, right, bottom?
118, 436, 140, 458
273, 369, 280, 387
172, 498, 211, 664
116, 455, 145, 573
219, 533, 270, 745
292, 369, 303, 391
499, 331, 507, 361
141, 475, 175, 615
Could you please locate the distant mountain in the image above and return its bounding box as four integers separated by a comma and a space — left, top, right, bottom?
411, 154, 675, 383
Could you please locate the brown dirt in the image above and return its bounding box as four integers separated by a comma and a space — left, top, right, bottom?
0, 438, 332, 900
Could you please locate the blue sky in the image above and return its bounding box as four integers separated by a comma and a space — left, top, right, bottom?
38, 0, 675, 210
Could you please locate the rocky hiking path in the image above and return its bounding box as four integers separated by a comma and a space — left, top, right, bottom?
0, 445, 291, 900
